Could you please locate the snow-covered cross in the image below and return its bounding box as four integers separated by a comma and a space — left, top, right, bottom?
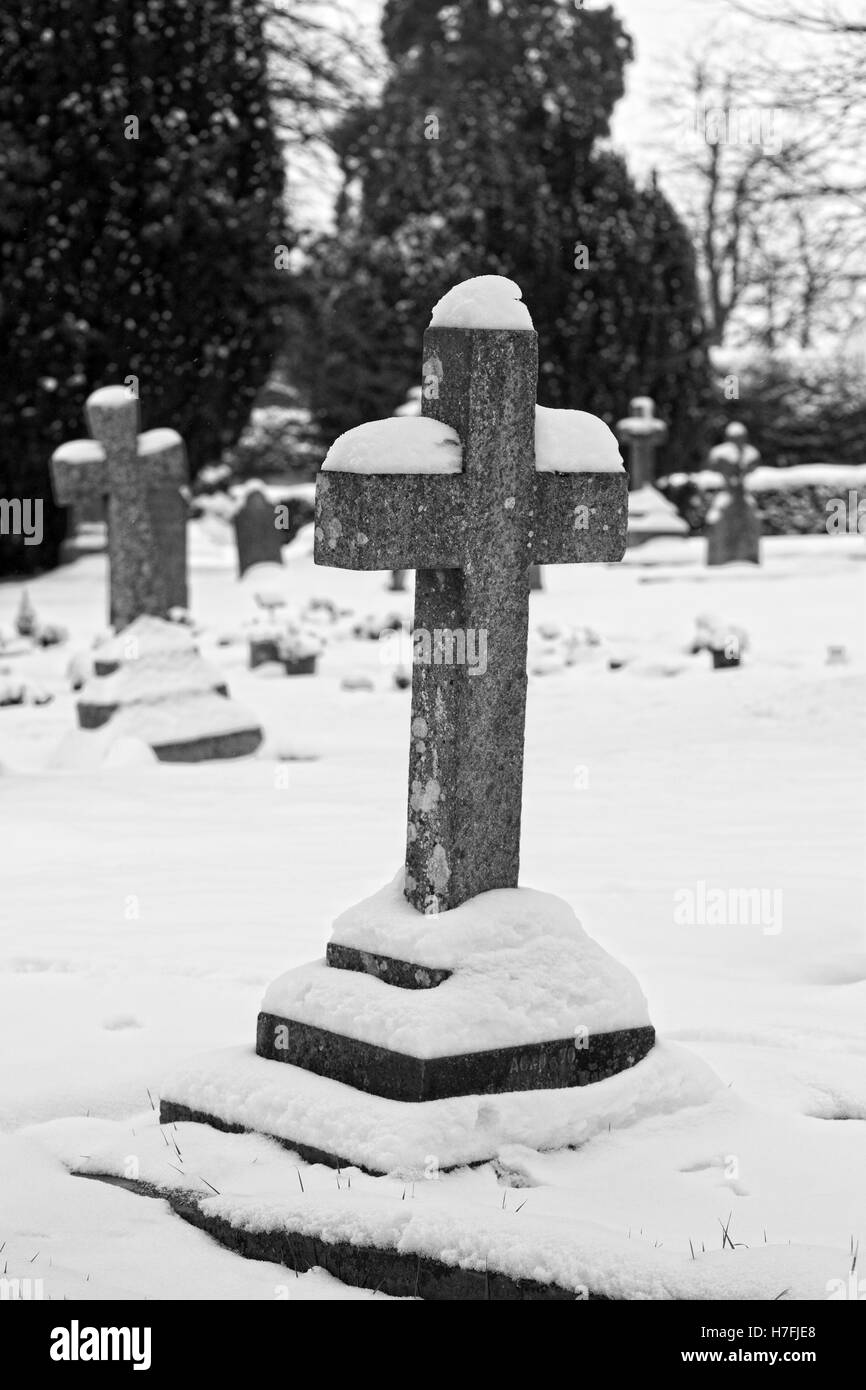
316, 276, 627, 914
50, 386, 188, 629
615, 395, 667, 491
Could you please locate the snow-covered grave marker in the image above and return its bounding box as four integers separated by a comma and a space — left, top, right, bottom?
147, 279, 674, 1295
49, 386, 188, 628
318, 276, 628, 912
616, 396, 688, 545
161, 273, 653, 1138
615, 395, 667, 491
706, 421, 762, 567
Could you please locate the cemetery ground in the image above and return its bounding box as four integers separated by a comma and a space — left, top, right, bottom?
0, 520, 863, 1300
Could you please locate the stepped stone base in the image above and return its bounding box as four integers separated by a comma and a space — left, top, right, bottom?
158, 1186, 605, 1300
150, 727, 263, 762
256, 1010, 654, 1103
158, 1100, 361, 1171
325, 942, 451, 989
78, 683, 229, 730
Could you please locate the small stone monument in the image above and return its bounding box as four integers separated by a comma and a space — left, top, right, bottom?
233, 486, 284, 576
50, 387, 189, 628
706, 422, 762, 566
616, 396, 688, 545
616, 395, 667, 491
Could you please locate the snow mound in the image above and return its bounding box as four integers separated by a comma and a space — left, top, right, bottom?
51, 439, 106, 466
157, 1039, 718, 1176
93, 616, 196, 670
108, 692, 260, 745
750, 463, 866, 491
664, 463, 866, 492
535, 405, 624, 473
322, 417, 462, 475
86, 384, 137, 412
264, 872, 651, 1053
429, 275, 534, 330
79, 650, 227, 710
101, 737, 158, 769
628, 485, 689, 536
239, 562, 290, 602
137, 428, 183, 456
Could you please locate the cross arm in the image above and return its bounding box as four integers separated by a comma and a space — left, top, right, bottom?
315, 472, 465, 570
49, 439, 108, 505
137, 428, 188, 489
531, 472, 628, 564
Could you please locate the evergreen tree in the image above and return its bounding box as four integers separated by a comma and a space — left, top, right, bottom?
290, 0, 710, 471
0, 0, 287, 574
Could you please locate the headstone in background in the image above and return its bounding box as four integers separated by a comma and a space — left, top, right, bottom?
233, 486, 284, 576
616, 396, 688, 545
136, 428, 189, 613
706, 422, 762, 566
616, 395, 667, 490
50, 388, 189, 628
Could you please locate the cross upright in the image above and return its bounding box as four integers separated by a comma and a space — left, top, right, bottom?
316, 285, 628, 915
50, 386, 188, 630
615, 395, 667, 491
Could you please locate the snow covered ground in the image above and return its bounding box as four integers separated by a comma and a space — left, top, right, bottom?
0, 518, 863, 1299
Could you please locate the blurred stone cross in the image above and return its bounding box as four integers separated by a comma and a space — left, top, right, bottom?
50, 387, 188, 629
615, 396, 667, 491
316, 277, 628, 915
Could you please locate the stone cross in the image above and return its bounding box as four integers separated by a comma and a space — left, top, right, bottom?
706, 421, 762, 566
50, 387, 188, 629
316, 325, 627, 914
615, 396, 667, 490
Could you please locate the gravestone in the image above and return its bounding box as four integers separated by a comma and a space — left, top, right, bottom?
706, 422, 762, 566
50, 388, 188, 628
616, 396, 687, 545
616, 395, 667, 490
162, 277, 653, 1173
233, 487, 284, 576
316, 322, 628, 913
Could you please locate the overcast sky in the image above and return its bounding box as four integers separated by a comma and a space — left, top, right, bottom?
609, 0, 732, 165
290, 0, 843, 225
291, 0, 748, 220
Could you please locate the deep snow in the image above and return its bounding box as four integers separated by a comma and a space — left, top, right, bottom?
0, 518, 863, 1298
